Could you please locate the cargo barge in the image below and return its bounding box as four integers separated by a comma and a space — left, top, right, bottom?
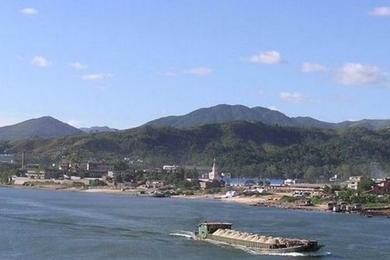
196, 222, 322, 253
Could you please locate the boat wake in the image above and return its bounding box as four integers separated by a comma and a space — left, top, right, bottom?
169, 230, 196, 240
243, 247, 332, 257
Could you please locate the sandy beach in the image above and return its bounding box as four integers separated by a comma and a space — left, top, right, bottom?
173, 193, 330, 212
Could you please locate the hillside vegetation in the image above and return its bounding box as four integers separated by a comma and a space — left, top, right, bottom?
2, 121, 390, 180
145, 104, 390, 130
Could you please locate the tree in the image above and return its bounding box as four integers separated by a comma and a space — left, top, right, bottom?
113, 160, 129, 171
358, 178, 374, 192
304, 166, 319, 182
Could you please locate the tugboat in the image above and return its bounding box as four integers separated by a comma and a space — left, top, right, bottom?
195, 222, 322, 253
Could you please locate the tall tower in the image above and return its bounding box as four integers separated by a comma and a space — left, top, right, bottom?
208, 158, 219, 181
21, 152, 25, 169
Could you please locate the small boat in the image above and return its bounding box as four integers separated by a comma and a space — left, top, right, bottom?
195, 222, 322, 253
151, 191, 170, 198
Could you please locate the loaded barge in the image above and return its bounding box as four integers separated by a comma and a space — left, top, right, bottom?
196, 222, 322, 253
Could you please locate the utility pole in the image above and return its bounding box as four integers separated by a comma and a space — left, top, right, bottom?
21, 151, 25, 170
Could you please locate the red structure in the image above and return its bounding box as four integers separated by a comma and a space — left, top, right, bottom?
373, 178, 390, 194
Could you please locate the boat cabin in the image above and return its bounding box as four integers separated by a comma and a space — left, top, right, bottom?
198, 222, 232, 239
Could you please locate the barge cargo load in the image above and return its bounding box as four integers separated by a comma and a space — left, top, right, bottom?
196, 222, 322, 253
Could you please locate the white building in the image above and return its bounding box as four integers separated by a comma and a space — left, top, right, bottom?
347, 176, 368, 190
208, 158, 220, 181
284, 179, 296, 185
162, 165, 180, 172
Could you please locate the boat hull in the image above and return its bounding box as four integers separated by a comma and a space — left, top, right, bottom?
198, 236, 322, 253
195, 222, 322, 254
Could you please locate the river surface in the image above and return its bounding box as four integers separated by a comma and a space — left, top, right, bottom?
0, 186, 389, 260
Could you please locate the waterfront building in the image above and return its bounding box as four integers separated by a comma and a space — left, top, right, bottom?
70, 160, 114, 177
25, 165, 45, 179
372, 177, 390, 194
284, 179, 297, 185
58, 159, 72, 171
347, 176, 368, 190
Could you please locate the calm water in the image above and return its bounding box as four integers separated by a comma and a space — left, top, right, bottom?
0, 187, 389, 260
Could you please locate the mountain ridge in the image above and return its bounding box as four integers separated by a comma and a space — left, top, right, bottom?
1, 104, 390, 142
144, 104, 390, 130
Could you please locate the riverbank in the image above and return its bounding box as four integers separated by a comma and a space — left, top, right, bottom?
173, 193, 330, 213
1, 183, 143, 196
3, 184, 389, 217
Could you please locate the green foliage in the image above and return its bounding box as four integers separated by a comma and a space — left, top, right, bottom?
88, 179, 106, 186
310, 196, 323, 205
115, 169, 201, 190
336, 189, 390, 205
280, 196, 299, 203
0, 164, 18, 184
113, 159, 129, 171
145, 104, 390, 130
358, 178, 375, 192
4, 121, 390, 179
206, 187, 224, 194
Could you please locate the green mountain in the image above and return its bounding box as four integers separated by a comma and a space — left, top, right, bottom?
0, 116, 84, 141
145, 104, 298, 128
144, 104, 390, 130
4, 121, 390, 179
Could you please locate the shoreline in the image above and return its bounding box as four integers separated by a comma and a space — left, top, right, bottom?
172, 194, 330, 213
3, 184, 390, 217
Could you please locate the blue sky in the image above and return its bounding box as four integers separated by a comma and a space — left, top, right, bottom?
1, 1, 390, 129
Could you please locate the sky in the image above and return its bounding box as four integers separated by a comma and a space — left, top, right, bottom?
1, 0, 390, 129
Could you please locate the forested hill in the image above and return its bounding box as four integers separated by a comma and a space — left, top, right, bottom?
2, 121, 390, 179
144, 104, 390, 130
144, 104, 328, 128
0, 116, 84, 141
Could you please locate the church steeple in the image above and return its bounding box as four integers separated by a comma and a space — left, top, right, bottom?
209, 158, 219, 180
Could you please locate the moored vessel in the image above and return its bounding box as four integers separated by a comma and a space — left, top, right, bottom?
195, 222, 322, 253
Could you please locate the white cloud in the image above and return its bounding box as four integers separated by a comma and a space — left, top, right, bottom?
337, 63, 385, 86
31, 56, 51, 67
248, 51, 282, 64
186, 67, 212, 77
20, 8, 39, 16
161, 66, 212, 77
301, 62, 327, 73
81, 73, 111, 81
280, 91, 309, 103
370, 6, 390, 16
70, 62, 88, 70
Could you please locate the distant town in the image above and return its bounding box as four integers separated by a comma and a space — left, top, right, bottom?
1, 152, 389, 217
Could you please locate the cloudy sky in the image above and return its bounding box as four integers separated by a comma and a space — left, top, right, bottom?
1, 1, 390, 129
